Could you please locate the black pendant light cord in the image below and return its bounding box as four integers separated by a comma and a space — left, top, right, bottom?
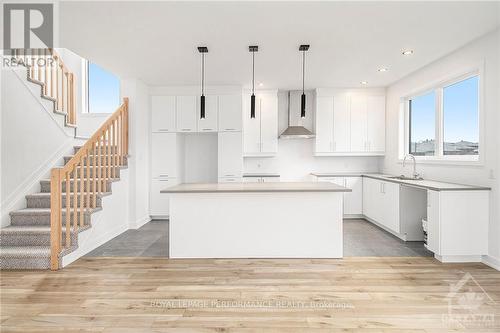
252, 50, 255, 95
201, 52, 205, 96
302, 49, 305, 94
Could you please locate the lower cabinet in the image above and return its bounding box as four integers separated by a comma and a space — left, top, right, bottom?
362, 177, 400, 234
150, 178, 179, 217
243, 176, 280, 183
316, 176, 363, 216
218, 177, 242, 183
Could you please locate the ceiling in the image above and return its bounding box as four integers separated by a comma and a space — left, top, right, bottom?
59, 1, 500, 89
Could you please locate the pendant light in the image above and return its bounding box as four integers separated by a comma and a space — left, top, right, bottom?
299, 44, 309, 118
198, 46, 208, 119
249, 46, 258, 118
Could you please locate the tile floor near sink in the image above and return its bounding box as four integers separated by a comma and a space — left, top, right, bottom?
86, 219, 432, 257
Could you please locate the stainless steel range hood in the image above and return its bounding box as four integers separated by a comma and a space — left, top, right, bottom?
279, 91, 315, 139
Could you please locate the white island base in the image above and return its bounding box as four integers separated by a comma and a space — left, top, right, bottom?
163, 183, 347, 258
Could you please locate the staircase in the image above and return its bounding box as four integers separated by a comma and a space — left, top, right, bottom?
0, 49, 129, 270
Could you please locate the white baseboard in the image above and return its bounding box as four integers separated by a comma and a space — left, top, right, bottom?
435, 255, 482, 263
129, 215, 151, 229
482, 255, 500, 271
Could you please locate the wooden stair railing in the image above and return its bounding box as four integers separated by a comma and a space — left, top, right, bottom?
50, 98, 129, 270
12, 48, 77, 126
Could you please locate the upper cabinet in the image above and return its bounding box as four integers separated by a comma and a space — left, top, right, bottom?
243, 91, 278, 157
315, 91, 385, 156
151, 96, 176, 132
197, 95, 218, 132
219, 95, 242, 131
176, 95, 198, 132
151, 94, 242, 133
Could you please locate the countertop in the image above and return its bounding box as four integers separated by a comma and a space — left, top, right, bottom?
161, 182, 351, 193
242, 173, 281, 178
311, 173, 490, 191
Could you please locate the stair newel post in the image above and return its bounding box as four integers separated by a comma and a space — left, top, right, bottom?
79, 155, 85, 228
72, 158, 78, 233
118, 113, 123, 166
86, 147, 91, 212
65, 170, 71, 248
97, 136, 102, 195
107, 127, 111, 182
125, 98, 129, 156
93, 141, 98, 208
50, 168, 63, 270
111, 121, 115, 179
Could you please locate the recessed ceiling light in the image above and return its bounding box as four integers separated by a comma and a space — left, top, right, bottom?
402, 50, 414, 56
360, 81, 368, 85
378, 67, 388, 72
259, 82, 264, 87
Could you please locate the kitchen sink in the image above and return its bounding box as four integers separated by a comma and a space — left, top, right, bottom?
389, 175, 424, 181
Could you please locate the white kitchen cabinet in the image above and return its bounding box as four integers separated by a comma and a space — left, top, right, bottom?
243, 92, 278, 156
151, 96, 176, 132
315, 176, 362, 216
425, 190, 488, 259
151, 133, 178, 178
219, 94, 242, 131
176, 95, 197, 132
350, 95, 368, 152
315, 96, 334, 153
218, 132, 243, 178
363, 177, 400, 234
344, 177, 363, 215
367, 96, 385, 153
197, 95, 218, 132
333, 94, 351, 152
218, 177, 242, 183
150, 178, 179, 216
243, 176, 280, 183
426, 190, 440, 254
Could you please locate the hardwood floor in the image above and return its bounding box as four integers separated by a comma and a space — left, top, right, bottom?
1, 257, 499, 332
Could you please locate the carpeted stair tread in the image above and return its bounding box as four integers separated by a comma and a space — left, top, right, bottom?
26, 192, 112, 198
0, 246, 50, 258
10, 207, 103, 215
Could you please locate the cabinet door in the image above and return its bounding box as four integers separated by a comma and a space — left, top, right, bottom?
152, 96, 176, 132
150, 178, 178, 216
218, 132, 243, 178
350, 95, 368, 152
381, 181, 400, 233
176, 96, 197, 132
197, 95, 218, 132
344, 177, 363, 215
367, 96, 385, 152
315, 96, 334, 153
243, 177, 261, 183
243, 94, 261, 154
362, 177, 379, 221
259, 94, 278, 154
219, 95, 242, 131
151, 133, 177, 178
333, 94, 351, 152
427, 190, 440, 254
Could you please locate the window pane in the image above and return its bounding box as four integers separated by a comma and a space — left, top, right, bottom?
443, 76, 479, 155
409, 91, 435, 156
88, 62, 120, 113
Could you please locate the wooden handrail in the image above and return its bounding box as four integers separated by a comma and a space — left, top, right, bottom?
50, 98, 129, 270
12, 48, 77, 126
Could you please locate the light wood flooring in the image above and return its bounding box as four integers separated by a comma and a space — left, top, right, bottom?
1, 257, 500, 332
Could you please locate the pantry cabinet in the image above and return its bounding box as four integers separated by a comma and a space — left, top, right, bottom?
243, 92, 278, 156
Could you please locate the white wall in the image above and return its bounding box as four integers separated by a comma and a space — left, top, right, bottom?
1, 68, 78, 227
121, 78, 151, 228
383, 30, 500, 262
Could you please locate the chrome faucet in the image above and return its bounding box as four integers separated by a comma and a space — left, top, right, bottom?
403, 154, 420, 179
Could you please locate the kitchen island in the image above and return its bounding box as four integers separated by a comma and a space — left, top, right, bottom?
161, 182, 351, 258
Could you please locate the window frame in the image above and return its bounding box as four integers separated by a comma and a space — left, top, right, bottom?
84, 60, 121, 115
401, 65, 484, 165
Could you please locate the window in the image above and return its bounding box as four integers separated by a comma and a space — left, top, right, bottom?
404, 72, 480, 161
443, 76, 479, 156
409, 91, 436, 156
87, 62, 120, 113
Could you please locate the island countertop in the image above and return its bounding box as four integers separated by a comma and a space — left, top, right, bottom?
161, 182, 351, 193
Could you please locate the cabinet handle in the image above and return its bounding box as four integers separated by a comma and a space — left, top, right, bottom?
224, 128, 236, 131
181, 128, 191, 131
158, 129, 170, 132
158, 174, 169, 177
202, 128, 213, 131
224, 174, 235, 177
